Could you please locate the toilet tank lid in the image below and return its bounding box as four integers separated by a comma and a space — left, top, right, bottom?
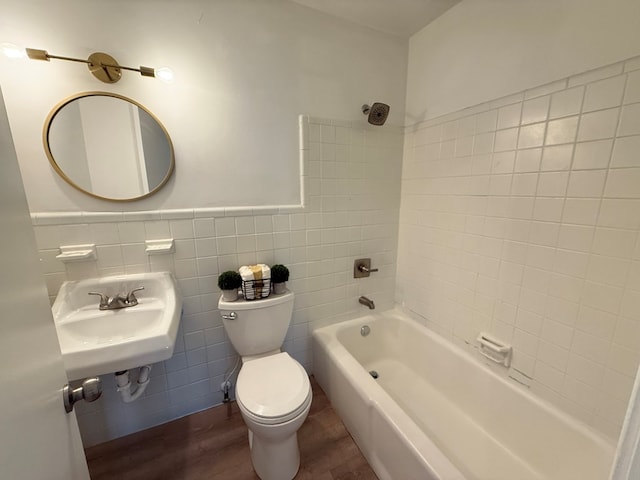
218, 291, 294, 310
236, 352, 310, 419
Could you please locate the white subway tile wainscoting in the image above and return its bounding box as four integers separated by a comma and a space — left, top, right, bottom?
398, 55, 640, 440
34, 116, 402, 446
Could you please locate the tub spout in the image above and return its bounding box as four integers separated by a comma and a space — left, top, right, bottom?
359, 296, 375, 309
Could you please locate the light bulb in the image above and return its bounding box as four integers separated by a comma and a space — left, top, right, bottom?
154, 66, 174, 84
1, 42, 26, 59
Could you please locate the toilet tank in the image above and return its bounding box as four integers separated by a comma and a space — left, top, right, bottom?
218, 291, 294, 356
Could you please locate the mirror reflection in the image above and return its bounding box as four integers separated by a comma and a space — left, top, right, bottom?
44, 92, 174, 201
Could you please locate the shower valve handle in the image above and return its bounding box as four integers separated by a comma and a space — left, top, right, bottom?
358, 264, 378, 273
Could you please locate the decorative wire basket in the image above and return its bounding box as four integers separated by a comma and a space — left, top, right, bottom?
242, 278, 271, 300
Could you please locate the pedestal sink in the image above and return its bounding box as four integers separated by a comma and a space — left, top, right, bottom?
52, 272, 182, 380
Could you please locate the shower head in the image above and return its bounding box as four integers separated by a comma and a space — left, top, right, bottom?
362, 102, 390, 126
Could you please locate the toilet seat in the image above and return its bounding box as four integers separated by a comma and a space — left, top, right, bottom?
236, 352, 311, 425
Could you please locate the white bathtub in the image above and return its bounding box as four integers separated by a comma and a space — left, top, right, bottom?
312, 309, 615, 480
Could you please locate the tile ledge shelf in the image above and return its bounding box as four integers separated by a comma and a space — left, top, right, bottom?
30, 205, 305, 226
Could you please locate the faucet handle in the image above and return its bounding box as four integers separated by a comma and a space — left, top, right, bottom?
126, 286, 144, 304
88, 292, 109, 308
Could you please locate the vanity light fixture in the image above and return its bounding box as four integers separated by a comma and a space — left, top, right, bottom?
2, 43, 173, 84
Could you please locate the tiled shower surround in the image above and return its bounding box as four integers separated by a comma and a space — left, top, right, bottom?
398, 56, 640, 438
33, 116, 402, 446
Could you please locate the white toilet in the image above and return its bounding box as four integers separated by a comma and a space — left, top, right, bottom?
219, 291, 312, 480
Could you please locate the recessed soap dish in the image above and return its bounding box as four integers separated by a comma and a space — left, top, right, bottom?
477, 333, 512, 368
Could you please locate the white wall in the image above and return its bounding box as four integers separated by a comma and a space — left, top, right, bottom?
406, 0, 640, 124
0, 0, 407, 213
400, 0, 640, 439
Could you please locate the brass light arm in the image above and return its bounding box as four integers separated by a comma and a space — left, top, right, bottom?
24, 47, 168, 83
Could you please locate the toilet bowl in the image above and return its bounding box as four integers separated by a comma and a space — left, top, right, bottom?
219, 291, 312, 480
236, 352, 312, 480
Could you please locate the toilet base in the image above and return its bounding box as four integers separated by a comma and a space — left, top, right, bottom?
249, 429, 301, 480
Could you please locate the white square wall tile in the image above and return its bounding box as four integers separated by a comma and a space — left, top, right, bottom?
550, 86, 584, 119
473, 132, 494, 154
578, 108, 620, 141
573, 140, 613, 170
624, 70, 640, 104
587, 254, 630, 287
592, 228, 637, 258
620, 290, 640, 321
541, 145, 573, 171
557, 224, 594, 253
562, 198, 600, 225
546, 296, 579, 326
533, 198, 564, 222
193, 218, 215, 238
617, 103, 640, 136
546, 116, 579, 146
492, 151, 516, 173
236, 235, 257, 253
170, 220, 194, 240
537, 172, 569, 197
537, 340, 570, 370
254, 216, 273, 233
567, 170, 607, 198
626, 56, 640, 72
515, 148, 542, 172
214, 217, 236, 236
233, 217, 254, 235
611, 135, 640, 168
581, 281, 623, 315
604, 168, 640, 198
497, 104, 522, 129
541, 318, 574, 348
614, 317, 640, 350
627, 262, 640, 291
96, 245, 124, 268
522, 96, 550, 125
529, 221, 560, 247
89, 223, 120, 245
576, 305, 617, 340
553, 249, 588, 278
489, 174, 512, 196
455, 136, 474, 157
458, 116, 476, 137
494, 128, 518, 152
566, 352, 605, 387
583, 75, 626, 112
518, 123, 546, 149
476, 110, 498, 133
598, 199, 640, 229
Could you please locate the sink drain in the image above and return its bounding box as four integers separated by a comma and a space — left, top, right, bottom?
369, 370, 379, 379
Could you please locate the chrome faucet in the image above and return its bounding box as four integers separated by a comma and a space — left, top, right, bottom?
88, 287, 144, 310
358, 296, 375, 310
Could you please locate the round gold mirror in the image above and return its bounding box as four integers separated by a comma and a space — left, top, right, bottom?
44, 92, 174, 202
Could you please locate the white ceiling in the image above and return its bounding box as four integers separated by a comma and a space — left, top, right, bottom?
290, 0, 461, 38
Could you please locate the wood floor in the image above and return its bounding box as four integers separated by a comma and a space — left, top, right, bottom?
85, 377, 378, 480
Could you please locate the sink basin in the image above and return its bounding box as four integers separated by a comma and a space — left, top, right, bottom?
52, 272, 182, 380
